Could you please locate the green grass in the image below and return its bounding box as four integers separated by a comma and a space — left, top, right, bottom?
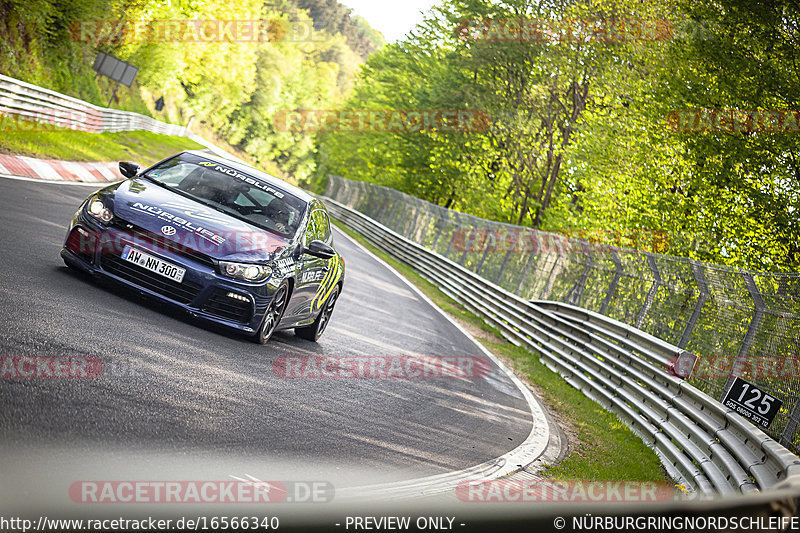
0, 118, 204, 164
332, 218, 669, 483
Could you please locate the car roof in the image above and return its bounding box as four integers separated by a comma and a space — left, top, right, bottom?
182, 150, 315, 204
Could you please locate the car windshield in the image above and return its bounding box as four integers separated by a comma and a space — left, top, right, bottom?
144, 154, 306, 238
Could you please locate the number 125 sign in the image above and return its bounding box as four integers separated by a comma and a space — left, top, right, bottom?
722, 377, 783, 429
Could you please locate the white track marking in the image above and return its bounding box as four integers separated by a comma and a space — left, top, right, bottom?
304, 225, 552, 499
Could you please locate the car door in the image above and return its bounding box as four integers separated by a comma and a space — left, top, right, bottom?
285, 208, 331, 321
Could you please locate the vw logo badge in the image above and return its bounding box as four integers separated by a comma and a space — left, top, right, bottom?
161, 225, 177, 236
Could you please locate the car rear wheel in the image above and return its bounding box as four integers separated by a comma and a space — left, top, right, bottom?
295, 286, 339, 342
254, 283, 289, 344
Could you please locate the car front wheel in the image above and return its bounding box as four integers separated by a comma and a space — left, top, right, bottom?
254, 282, 289, 344
295, 286, 339, 342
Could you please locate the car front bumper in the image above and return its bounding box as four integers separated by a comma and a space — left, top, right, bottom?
61, 214, 282, 334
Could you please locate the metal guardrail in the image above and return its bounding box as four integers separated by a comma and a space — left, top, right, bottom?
0, 74, 247, 163
325, 175, 800, 456
0, 73, 186, 135
323, 196, 800, 498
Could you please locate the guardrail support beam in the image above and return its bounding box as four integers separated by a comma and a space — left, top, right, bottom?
678, 260, 708, 349
599, 249, 622, 315
635, 254, 662, 329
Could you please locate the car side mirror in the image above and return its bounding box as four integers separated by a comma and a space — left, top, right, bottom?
119, 161, 141, 178
304, 240, 335, 259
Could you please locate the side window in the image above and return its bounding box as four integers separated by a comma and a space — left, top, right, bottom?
305, 209, 321, 245
305, 209, 331, 245
319, 211, 331, 243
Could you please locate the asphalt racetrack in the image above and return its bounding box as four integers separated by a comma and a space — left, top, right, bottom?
0, 176, 539, 512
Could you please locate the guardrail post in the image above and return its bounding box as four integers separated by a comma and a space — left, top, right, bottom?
350, 180, 362, 209
541, 235, 565, 300
413, 201, 431, 244
489, 223, 520, 284
332, 175, 344, 199
457, 219, 472, 264
475, 226, 494, 274
373, 189, 392, 225
494, 248, 514, 286
341, 179, 354, 206
721, 272, 766, 399
371, 185, 386, 220
324, 174, 336, 198
515, 232, 539, 297
357, 181, 370, 213
373, 187, 388, 221
599, 249, 622, 315
407, 197, 423, 239
678, 260, 709, 349
348, 180, 360, 207
430, 209, 447, 249
422, 204, 437, 249
386, 190, 406, 231
566, 240, 593, 307
362, 183, 377, 219
443, 213, 463, 259
635, 253, 662, 329
457, 214, 481, 265
399, 195, 414, 237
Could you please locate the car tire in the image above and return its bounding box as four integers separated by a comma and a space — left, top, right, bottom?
254, 282, 289, 344
295, 286, 339, 342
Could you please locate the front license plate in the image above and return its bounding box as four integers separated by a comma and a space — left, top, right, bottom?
121, 245, 186, 283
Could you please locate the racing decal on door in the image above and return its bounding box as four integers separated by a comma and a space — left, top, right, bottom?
300, 269, 326, 284
310, 257, 342, 312
275, 257, 295, 277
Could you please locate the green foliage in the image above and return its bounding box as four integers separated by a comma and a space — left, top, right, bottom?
6, 0, 798, 271
0, 0, 381, 181
292, 0, 385, 59
0, 0, 152, 111
319, 0, 800, 271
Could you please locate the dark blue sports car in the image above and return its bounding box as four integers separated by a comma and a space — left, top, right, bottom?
61, 151, 344, 343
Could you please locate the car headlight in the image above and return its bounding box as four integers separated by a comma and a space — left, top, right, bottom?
218, 261, 272, 282
85, 196, 113, 224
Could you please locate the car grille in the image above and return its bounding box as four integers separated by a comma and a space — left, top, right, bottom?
201, 288, 253, 323
101, 251, 203, 305
110, 219, 216, 269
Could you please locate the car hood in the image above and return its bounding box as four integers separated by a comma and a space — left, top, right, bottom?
105, 178, 291, 262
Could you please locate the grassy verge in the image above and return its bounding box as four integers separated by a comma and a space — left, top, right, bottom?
0, 119, 205, 164
332, 218, 669, 483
